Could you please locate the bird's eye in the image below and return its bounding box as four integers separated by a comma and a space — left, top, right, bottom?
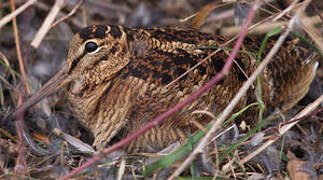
84, 42, 98, 53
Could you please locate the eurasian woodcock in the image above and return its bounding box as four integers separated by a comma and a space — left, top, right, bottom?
11, 25, 318, 153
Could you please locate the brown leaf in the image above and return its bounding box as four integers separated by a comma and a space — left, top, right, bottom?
287, 151, 317, 180
191, 3, 217, 29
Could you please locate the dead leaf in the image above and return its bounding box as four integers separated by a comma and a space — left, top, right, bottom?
191, 3, 217, 29
287, 151, 317, 180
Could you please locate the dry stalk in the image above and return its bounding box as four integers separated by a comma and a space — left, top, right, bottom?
50, 0, 84, 28
239, 95, 323, 165
82, 2, 87, 27
34, 1, 83, 28
31, 0, 67, 48
262, 0, 292, 19
53, 128, 95, 153
0, 0, 37, 29
13, 88, 27, 175
11, 0, 30, 94
301, 16, 323, 53
223, 1, 309, 37
311, 1, 323, 22
271, 0, 298, 22
221, 15, 321, 36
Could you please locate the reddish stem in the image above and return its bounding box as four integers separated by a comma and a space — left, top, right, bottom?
14, 88, 27, 175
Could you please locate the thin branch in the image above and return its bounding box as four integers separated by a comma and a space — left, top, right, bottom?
262, 107, 323, 134
301, 16, 323, 53
221, 15, 321, 36
271, 0, 298, 22
13, 87, 27, 175
239, 95, 323, 165
0, 0, 37, 29
31, 0, 67, 48
81, 2, 87, 27
311, 1, 323, 22
10, 0, 29, 175
11, 0, 30, 94
50, 0, 84, 28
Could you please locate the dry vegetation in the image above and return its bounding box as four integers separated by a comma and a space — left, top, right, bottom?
0, 0, 322, 179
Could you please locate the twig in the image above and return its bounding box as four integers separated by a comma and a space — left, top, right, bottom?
262, 0, 291, 19
301, 16, 323, 53
10, 0, 29, 174
221, 15, 321, 36
50, 0, 84, 28
271, 0, 298, 22
311, 1, 323, 22
31, 0, 67, 48
13, 87, 27, 175
168, 2, 261, 178
11, 0, 30, 94
34, 1, 83, 28
53, 128, 95, 154
0, 0, 37, 29
239, 95, 323, 165
220, 1, 318, 36
262, 107, 323, 134
82, 2, 87, 27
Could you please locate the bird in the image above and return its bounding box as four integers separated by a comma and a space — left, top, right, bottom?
10, 24, 318, 153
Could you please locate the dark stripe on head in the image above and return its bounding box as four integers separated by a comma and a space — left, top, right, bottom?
110, 26, 122, 38
93, 25, 108, 39
68, 53, 86, 74
79, 27, 92, 41
79, 25, 108, 42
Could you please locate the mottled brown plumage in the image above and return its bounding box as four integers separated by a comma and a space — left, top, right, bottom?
12, 25, 318, 153
62, 25, 317, 152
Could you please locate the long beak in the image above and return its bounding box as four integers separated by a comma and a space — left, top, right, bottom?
8, 68, 71, 120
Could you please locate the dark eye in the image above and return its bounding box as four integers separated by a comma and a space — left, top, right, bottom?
84, 42, 98, 53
